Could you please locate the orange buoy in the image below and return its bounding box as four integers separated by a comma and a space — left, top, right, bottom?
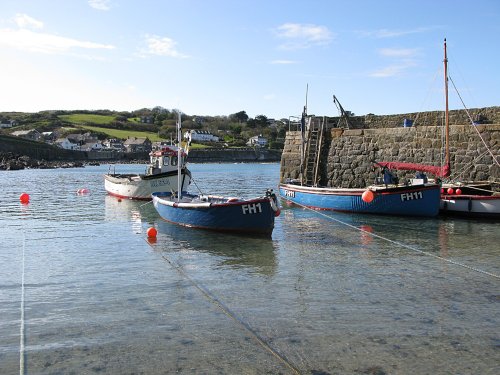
455, 188, 462, 195
361, 190, 374, 203
19, 193, 30, 204
147, 227, 157, 238
447, 188, 454, 195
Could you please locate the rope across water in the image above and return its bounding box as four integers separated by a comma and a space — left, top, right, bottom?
290, 201, 500, 280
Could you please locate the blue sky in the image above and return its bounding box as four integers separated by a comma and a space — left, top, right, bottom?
1, 0, 499, 119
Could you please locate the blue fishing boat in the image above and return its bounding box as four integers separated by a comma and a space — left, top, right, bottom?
152, 190, 280, 235
152, 111, 280, 235
279, 183, 441, 217
279, 94, 441, 217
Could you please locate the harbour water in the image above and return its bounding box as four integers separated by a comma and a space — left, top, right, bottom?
1, 163, 499, 374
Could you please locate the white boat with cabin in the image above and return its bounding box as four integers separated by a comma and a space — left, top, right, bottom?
104, 145, 191, 200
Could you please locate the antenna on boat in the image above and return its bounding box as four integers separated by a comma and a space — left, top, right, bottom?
444, 38, 450, 172
300, 84, 308, 185
177, 110, 182, 202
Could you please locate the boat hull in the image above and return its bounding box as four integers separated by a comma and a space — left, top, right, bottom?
152, 192, 278, 235
440, 194, 500, 219
104, 169, 191, 200
279, 183, 441, 217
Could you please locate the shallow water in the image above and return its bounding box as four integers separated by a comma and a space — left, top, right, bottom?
1, 163, 499, 374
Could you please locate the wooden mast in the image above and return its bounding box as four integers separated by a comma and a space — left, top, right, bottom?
444, 38, 450, 169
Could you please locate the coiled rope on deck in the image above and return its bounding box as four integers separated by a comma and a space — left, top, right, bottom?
292, 201, 500, 280
144, 239, 302, 375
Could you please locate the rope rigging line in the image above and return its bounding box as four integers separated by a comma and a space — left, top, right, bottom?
449, 75, 500, 168
289, 201, 500, 280
144, 239, 302, 375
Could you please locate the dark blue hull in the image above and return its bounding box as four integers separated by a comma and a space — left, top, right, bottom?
152, 192, 278, 235
279, 183, 441, 217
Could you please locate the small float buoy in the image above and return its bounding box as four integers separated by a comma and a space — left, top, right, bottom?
447, 188, 454, 195
441, 188, 445, 194
361, 190, 374, 203
455, 188, 462, 195
77, 188, 90, 194
147, 227, 157, 238
19, 192, 30, 204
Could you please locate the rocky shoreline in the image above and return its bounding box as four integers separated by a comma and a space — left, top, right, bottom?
0, 152, 99, 170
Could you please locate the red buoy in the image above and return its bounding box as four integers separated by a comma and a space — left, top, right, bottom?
361, 190, 375, 203
447, 187, 454, 195
19, 193, 30, 204
147, 227, 157, 238
455, 188, 462, 195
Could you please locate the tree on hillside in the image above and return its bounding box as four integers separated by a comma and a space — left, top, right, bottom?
229, 111, 249, 123
254, 115, 269, 127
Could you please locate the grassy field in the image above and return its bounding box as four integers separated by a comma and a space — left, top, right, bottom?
59, 114, 118, 125
79, 125, 163, 141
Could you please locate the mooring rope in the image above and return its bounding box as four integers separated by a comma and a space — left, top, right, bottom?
290, 201, 500, 280
20, 222, 26, 375
144, 239, 301, 375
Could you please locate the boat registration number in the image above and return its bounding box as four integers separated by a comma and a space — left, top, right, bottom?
400, 191, 423, 202
283, 189, 295, 198
242, 203, 262, 214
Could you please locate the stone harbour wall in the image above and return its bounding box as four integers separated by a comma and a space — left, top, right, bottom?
280, 124, 500, 188
332, 106, 500, 129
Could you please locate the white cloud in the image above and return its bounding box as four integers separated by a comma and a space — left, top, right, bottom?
275, 23, 333, 49
369, 61, 417, 78
379, 48, 420, 58
88, 0, 111, 11
14, 13, 43, 29
359, 27, 437, 39
0, 28, 115, 54
142, 34, 188, 58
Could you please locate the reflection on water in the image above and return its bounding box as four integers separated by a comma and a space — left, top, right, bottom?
154, 220, 278, 276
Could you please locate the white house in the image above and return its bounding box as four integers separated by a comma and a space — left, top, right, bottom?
0, 120, 16, 129
55, 137, 79, 150
80, 142, 103, 151
184, 130, 219, 143
12, 129, 41, 141
246, 135, 268, 148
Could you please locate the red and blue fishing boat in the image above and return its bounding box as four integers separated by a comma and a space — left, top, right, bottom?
279, 183, 441, 217
152, 111, 280, 235
152, 190, 280, 235
279, 93, 442, 218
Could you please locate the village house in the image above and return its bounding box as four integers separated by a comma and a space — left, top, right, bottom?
184, 129, 219, 143
0, 119, 17, 129
41, 131, 57, 143
66, 132, 98, 146
123, 137, 152, 153
246, 134, 268, 148
80, 142, 104, 152
12, 129, 41, 141
55, 137, 79, 150
102, 138, 125, 152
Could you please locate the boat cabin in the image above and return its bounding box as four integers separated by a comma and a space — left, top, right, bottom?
147, 146, 188, 175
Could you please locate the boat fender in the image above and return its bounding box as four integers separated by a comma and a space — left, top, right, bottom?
268, 192, 281, 217
227, 197, 239, 202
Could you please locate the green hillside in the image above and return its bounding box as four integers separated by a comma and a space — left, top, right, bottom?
79, 125, 162, 141
59, 114, 117, 125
